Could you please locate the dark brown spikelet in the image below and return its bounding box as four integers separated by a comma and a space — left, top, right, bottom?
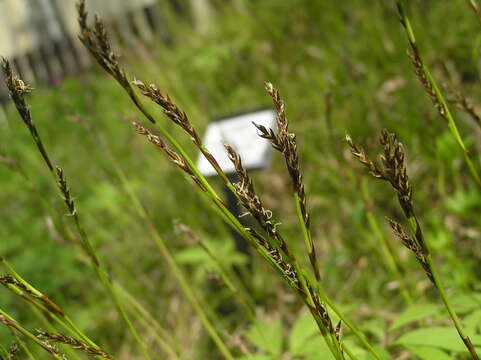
408, 51, 447, 121
346, 134, 385, 180
225, 145, 292, 258
56, 167, 76, 217
0, 275, 64, 316
1, 59, 54, 171
0, 316, 65, 360
37, 331, 113, 359
378, 129, 413, 218
388, 219, 434, 284
132, 80, 201, 142
258, 82, 308, 226
347, 130, 427, 255
256, 82, 321, 281
132, 80, 228, 182
56, 167, 100, 266
3, 343, 19, 360
396, 2, 449, 123
77, 0, 128, 87
347, 130, 413, 217
133, 122, 204, 189
246, 228, 299, 287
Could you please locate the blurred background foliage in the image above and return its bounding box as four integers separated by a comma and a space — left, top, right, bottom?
1, 0, 481, 358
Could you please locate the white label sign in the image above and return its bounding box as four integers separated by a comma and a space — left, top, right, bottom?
197, 109, 276, 176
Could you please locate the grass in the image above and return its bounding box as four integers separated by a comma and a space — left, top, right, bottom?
1, 0, 481, 359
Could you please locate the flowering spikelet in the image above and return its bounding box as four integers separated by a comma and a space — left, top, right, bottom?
388, 219, 434, 284
1, 59, 53, 171
133, 122, 204, 189
37, 331, 113, 359
225, 144, 292, 258
77, 0, 128, 87
254, 82, 321, 281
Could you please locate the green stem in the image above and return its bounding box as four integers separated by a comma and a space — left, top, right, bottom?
0, 309, 64, 360
366, 212, 413, 305
102, 144, 234, 360
294, 192, 321, 283
397, 0, 481, 188
115, 285, 180, 360
319, 289, 383, 360
426, 255, 479, 359
13, 332, 36, 360
95, 267, 154, 360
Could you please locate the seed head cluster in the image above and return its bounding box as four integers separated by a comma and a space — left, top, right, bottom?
388, 219, 434, 284
37, 331, 113, 359
77, 0, 128, 87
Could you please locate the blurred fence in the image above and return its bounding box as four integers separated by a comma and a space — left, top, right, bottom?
0, 0, 213, 104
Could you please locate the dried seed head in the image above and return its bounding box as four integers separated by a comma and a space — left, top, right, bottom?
334, 321, 342, 343
0, 316, 66, 360
346, 134, 385, 180
1, 59, 54, 172
133, 122, 204, 189
246, 228, 299, 287
388, 219, 434, 284
77, 0, 128, 87
6, 343, 19, 360
348, 130, 414, 218
37, 331, 113, 359
133, 79, 201, 145
56, 167, 76, 217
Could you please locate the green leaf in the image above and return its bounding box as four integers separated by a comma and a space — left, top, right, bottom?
389, 304, 439, 331
245, 319, 283, 356
237, 356, 272, 360
395, 327, 481, 352
405, 346, 451, 360
289, 313, 319, 353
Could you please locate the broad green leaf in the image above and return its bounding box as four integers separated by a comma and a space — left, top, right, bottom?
289, 313, 319, 353
405, 345, 451, 360
236, 356, 272, 360
395, 327, 481, 352
389, 304, 439, 331
245, 319, 283, 356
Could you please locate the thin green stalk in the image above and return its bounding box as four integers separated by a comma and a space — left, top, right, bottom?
426, 255, 479, 359
100, 140, 234, 360
397, 0, 481, 188
13, 332, 36, 360
115, 285, 180, 360
1, 259, 109, 360
76, 10, 379, 357
0, 309, 64, 360
365, 212, 413, 305
469, 0, 481, 24
294, 192, 320, 283
1, 60, 151, 360
361, 180, 414, 305
318, 288, 382, 360
26, 306, 84, 360
405, 217, 480, 360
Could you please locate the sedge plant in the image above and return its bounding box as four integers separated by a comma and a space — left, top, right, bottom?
347, 129, 480, 360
